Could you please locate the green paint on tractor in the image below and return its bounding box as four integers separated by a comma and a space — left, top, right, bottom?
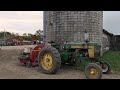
51, 42, 101, 64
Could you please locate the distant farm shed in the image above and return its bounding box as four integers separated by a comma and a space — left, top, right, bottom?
0, 38, 21, 46
102, 29, 113, 52
21, 40, 32, 45
111, 35, 120, 50
102, 29, 120, 51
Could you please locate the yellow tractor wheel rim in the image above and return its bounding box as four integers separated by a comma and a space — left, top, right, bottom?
89, 68, 98, 78
41, 53, 53, 70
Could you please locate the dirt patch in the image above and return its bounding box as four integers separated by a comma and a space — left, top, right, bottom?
0, 45, 119, 79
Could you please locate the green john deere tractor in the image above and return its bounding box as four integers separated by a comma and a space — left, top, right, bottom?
38, 41, 111, 79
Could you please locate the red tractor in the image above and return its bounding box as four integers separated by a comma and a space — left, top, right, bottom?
18, 43, 45, 67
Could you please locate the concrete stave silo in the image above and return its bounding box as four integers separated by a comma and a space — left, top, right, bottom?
43, 11, 103, 45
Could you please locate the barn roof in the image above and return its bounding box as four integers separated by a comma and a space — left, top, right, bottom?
103, 29, 113, 36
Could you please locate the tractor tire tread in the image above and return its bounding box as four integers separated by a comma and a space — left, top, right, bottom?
38, 45, 61, 74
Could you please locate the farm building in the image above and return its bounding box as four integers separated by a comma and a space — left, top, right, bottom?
102, 29, 113, 52
110, 35, 120, 50
21, 40, 32, 45
0, 38, 21, 46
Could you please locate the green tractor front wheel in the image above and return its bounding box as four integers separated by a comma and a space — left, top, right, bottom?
95, 61, 111, 74
38, 45, 61, 74
85, 63, 102, 79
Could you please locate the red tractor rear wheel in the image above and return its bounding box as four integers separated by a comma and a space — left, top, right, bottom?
38, 45, 61, 74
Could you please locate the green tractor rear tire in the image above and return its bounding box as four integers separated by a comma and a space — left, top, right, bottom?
85, 63, 102, 79
38, 45, 61, 74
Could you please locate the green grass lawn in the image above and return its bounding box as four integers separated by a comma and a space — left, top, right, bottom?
73, 50, 120, 73
103, 50, 120, 73
74, 51, 120, 73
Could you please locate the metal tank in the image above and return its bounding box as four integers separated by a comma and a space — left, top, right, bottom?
43, 11, 103, 45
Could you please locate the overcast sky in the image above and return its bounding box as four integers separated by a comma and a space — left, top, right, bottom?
0, 11, 119, 35
0, 11, 43, 35
103, 11, 120, 35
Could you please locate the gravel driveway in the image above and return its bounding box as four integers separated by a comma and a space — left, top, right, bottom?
0, 45, 119, 79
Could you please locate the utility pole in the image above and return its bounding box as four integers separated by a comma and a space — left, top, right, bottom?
3, 28, 6, 45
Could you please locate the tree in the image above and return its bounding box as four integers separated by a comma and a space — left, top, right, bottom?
35, 30, 43, 36
27, 33, 33, 41
18, 36, 24, 42
0, 31, 12, 39
15, 33, 20, 37
35, 30, 43, 41
23, 33, 27, 37
22, 33, 33, 41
